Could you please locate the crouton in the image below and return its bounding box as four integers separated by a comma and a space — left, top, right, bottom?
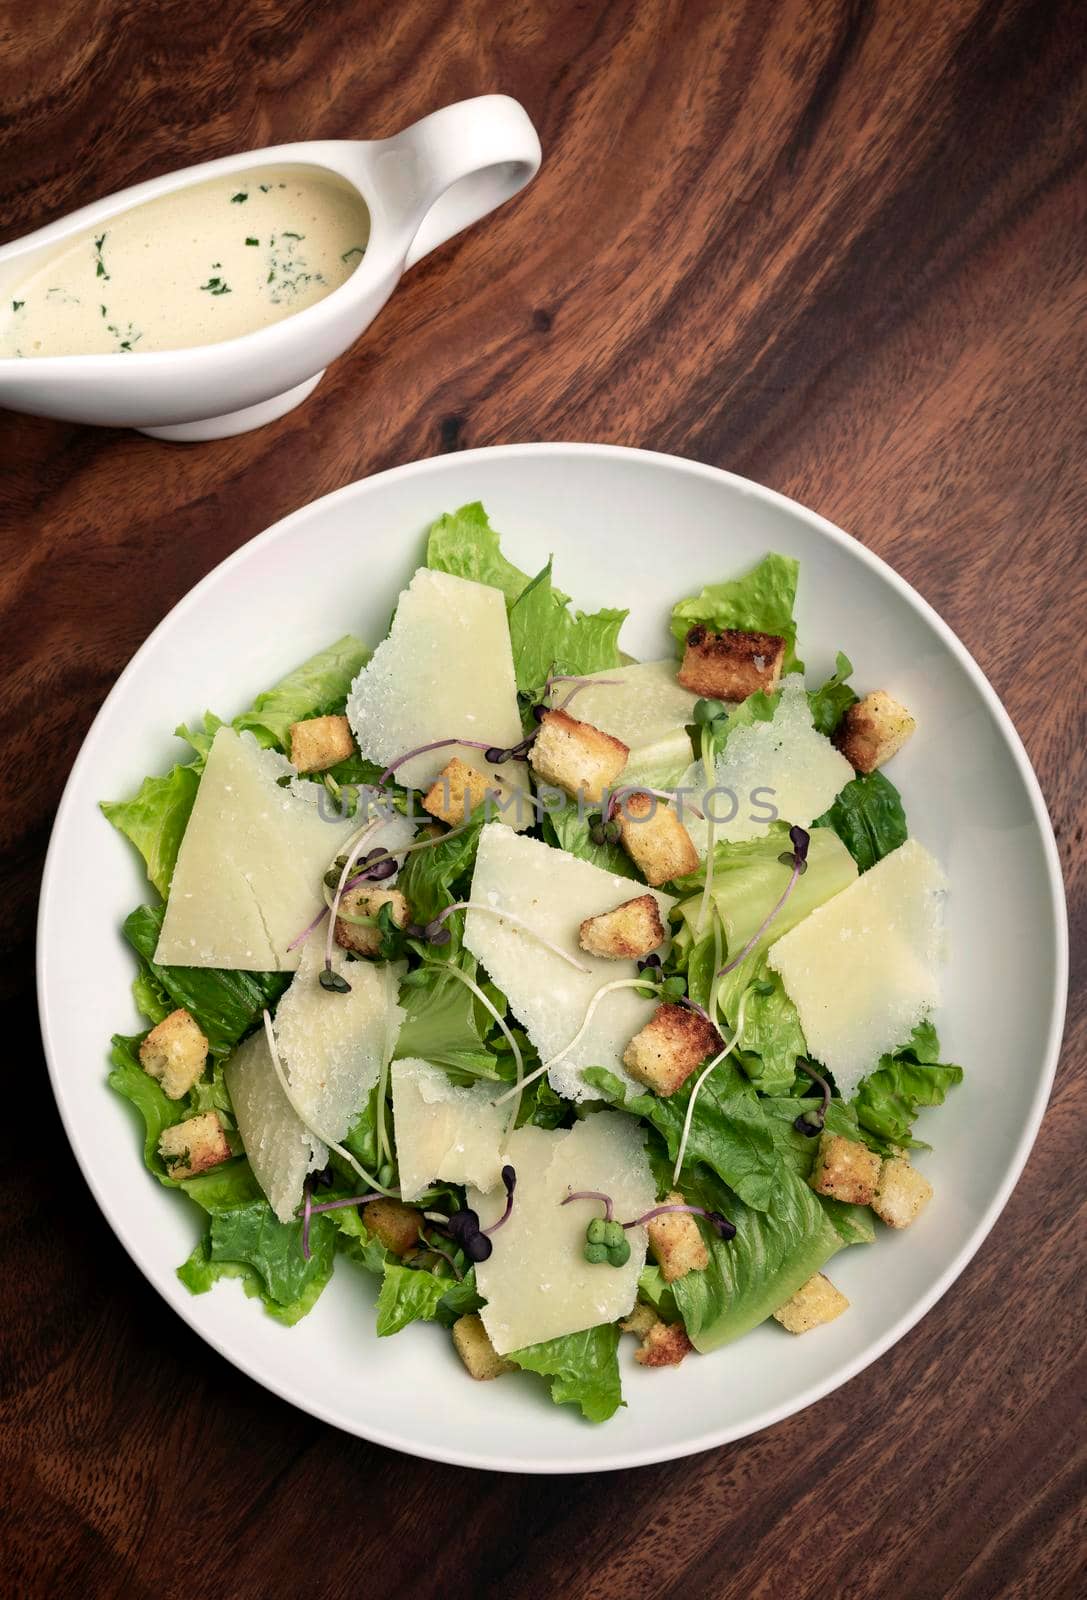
809, 1131, 881, 1206
678, 626, 786, 702
834, 690, 916, 773
422, 757, 494, 826
451, 1314, 516, 1380
333, 886, 410, 956
647, 1191, 710, 1281
158, 1112, 231, 1180
872, 1155, 933, 1229
619, 1301, 659, 1340
617, 791, 699, 886
288, 713, 355, 774
638, 1320, 693, 1366
579, 893, 666, 960
362, 1198, 423, 1257
623, 1003, 722, 1096
772, 1272, 849, 1333
138, 1008, 208, 1100
527, 708, 629, 803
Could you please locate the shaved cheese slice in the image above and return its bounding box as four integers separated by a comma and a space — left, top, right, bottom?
225, 1027, 325, 1224
681, 677, 853, 847
552, 661, 697, 787
154, 727, 359, 971
275, 943, 405, 1144
391, 1058, 506, 1201
346, 568, 530, 822
768, 838, 947, 1094
463, 824, 675, 1101
469, 1113, 655, 1355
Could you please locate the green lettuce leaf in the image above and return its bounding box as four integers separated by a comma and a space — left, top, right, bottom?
584, 1065, 779, 1212
123, 904, 289, 1058
637, 1265, 679, 1323
425, 501, 541, 605
100, 763, 201, 900
397, 815, 484, 927
670, 553, 802, 672
375, 1263, 451, 1336
507, 557, 625, 695
808, 651, 857, 735
394, 959, 498, 1079
812, 770, 907, 872
108, 1034, 188, 1174
510, 1324, 623, 1423
232, 635, 369, 750
852, 1024, 963, 1149
541, 798, 638, 879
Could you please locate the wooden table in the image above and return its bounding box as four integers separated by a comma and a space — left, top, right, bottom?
2, 2, 1083, 1594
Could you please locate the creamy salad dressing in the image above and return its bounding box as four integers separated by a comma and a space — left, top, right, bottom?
0, 165, 369, 358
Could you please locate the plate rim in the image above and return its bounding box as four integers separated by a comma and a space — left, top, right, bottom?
36, 441, 1069, 1473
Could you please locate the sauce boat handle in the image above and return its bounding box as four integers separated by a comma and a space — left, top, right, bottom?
376, 95, 541, 269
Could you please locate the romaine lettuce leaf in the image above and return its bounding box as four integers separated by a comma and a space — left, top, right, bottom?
852, 1024, 963, 1149
812, 770, 907, 872
108, 1034, 188, 1173
233, 635, 370, 750
100, 763, 201, 900
808, 651, 857, 735
584, 1064, 779, 1212
510, 1324, 623, 1423
670, 552, 802, 672
394, 959, 499, 1080
123, 904, 288, 1057
542, 798, 638, 879
375, 1263, 450, 1336
426, 501, 541, 605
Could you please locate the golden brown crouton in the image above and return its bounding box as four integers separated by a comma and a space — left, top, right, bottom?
422, 757, 494, 826
617, 792, 699, 886
451, 1314, 516, 1380
772, 1272, 849, 1333
362, 1198, 423, 1257
872, 1156, 933, 1229
619, 1301, 659, 1340
678, 626, 786, 702
579, 893, 666, 960
288, 714, 355, 774
647, 1191, 710, 1282
527, 708, 629, 803
138, 1008, 208, 1100
809, 1131, 882, 1206
158, 1112, 231, 1180
637, 1320, 694, 1366
333, 886, 410, 956
834, 690, 916, 773
623, 1003, 722, 1096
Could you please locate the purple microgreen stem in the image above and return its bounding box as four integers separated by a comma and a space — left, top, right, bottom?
606, 786, 705, 822
546, 675, 622, 713
561, 1189, 614, 1222
621, 1202, 735, 1239
482, 1166, 517, 1235
716, 826, 811, 978
378, 738, 495, 786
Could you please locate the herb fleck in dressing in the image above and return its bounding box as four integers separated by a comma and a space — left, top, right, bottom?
0, 165, 369, 358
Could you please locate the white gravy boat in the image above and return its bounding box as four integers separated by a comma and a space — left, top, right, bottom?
0, 95, 540, 441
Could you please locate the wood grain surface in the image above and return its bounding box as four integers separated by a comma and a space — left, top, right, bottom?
1, 1, 1084, 1595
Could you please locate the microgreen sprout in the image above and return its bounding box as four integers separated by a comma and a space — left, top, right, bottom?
584, 1217, 630, 1267
562, 1189, 614, 1221
428, 1207, 492, 1263
411, 1232, 463, 1279
632, 952, 686, 1003
792, 1058, 832, 1137
299, 1189, 384, 1261
624, 1202, 736, 1239
604, 786, 705, 823
671, 984, 755, 1184
716, 826, 810, 978
695, 719, 718, 936
378, 738, 498, 784
482, 1165, 517, 1234
545, 674, 622, 712
322, 816, 390, 984
494, 977, 661, 1105
422, 903, 591, 971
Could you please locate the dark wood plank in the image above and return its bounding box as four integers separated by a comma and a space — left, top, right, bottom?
1, 1, 1083, 1596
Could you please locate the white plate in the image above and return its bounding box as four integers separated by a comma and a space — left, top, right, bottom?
37, 444, 1067, 1473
